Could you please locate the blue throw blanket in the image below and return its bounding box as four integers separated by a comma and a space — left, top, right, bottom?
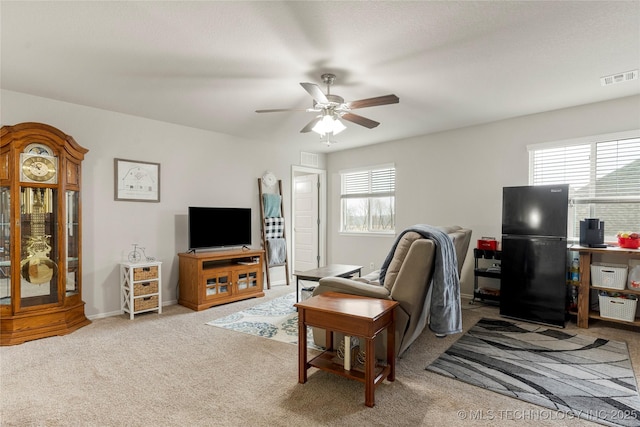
379, 224, 462, 335
262, 194, 281, 218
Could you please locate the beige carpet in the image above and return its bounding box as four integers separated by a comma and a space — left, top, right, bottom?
1, 284, 638, 426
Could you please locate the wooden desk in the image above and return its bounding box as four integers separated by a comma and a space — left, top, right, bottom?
571, 245, 640, 329
294, 292, 398, 407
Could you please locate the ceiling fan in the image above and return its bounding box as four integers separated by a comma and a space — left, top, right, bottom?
255, 73, 399, 136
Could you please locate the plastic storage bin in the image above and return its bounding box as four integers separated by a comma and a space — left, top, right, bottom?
628, 264, 640, 290
598, 294, 638, 322
591, 263, 628, 290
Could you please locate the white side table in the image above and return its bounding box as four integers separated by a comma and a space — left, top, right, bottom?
120, 261, 162, 319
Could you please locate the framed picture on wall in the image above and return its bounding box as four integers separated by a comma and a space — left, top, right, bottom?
114, 158, 161, 202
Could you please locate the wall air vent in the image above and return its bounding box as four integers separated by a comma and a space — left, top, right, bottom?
300, 151, 319, 168
600, 70, 638, 86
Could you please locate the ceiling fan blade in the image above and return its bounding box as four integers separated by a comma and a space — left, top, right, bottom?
300, 116, 321, 133
347, 94, 399, 110
300, 82, 329, 104
255, 108, 307, 113
341, 113, 380, 129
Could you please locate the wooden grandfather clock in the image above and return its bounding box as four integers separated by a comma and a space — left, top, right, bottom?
0, 122, 90, 345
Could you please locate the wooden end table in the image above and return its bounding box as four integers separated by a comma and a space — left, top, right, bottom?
293, 264, 362, 303
294, 291, 399, 407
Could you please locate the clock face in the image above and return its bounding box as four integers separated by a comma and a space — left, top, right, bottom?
21, 154, 58, 183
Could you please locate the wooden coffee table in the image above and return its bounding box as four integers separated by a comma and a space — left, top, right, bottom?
293, 264, 362, 303
294, 291, 399, 407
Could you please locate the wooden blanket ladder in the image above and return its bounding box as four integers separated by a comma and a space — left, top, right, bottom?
258, 178, 290, 289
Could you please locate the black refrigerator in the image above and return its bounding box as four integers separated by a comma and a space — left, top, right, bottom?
500, 184, 569, 327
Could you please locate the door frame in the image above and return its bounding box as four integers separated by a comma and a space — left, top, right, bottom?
291, 165, 326, 272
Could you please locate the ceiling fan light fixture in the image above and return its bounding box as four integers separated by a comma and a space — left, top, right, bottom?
333, 117, 346, 135
257, 74, 398, 137
312, 114, 346, 136
319, 134, 337, 147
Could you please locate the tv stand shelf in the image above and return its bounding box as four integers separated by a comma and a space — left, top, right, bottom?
202, 258, 256, 269
178, 249, 265, 311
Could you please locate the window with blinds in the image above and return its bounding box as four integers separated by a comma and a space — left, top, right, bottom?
340, 165, 395, 233
529, 135, 640, 240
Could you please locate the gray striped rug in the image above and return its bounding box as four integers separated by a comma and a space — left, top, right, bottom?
427, 318, 640, 427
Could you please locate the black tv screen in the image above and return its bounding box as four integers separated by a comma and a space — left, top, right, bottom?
188, 207, 251, 250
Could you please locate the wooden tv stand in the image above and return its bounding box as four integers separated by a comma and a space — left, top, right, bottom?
178, 249, 265, 311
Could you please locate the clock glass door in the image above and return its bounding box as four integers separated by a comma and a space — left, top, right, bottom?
0, 187, 10, 306
66, 190, 79, 296
20, 187, 59, 308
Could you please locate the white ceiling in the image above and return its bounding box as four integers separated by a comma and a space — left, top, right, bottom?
2, 1, 639, 151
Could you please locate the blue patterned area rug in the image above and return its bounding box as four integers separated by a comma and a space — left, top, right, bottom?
206, 293, 321, 350
427, 318, 640, 427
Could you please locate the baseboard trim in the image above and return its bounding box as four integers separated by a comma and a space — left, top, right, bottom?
87, 299, 178, 320
88, 310, 123, 320
460, 292, 473, 300
269, 280, 288, 287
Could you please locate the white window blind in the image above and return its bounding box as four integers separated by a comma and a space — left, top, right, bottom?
341, 166, 395, 233
342, 168, 395, 197
529, 135, 640, 239
594, 139, 640, 200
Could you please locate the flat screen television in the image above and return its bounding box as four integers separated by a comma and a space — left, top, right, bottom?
188, 207, 252, 250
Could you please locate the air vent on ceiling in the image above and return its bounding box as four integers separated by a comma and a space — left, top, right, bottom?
300, 151, 319, 168
600, 70, 638, 86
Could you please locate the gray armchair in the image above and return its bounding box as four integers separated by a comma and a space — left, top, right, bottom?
311, 225, 472, 358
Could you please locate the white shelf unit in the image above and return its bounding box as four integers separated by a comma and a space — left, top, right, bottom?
120, 261, 162, 319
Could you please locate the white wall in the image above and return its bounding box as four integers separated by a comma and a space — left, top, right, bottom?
325, 95, 640, 297
1, 90, 325, 317
4, 90, 637, 314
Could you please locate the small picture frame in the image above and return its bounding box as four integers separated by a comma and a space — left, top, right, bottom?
114, 158, 160, 202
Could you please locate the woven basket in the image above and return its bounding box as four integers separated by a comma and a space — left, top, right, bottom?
598, 295, 637, 322
591, 263, 628, 290
134, 295, 158, 311
133, 281, 158, 296
133, 266, 158, 281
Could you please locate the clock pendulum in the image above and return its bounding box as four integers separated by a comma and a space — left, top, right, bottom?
20, 189, 58, 284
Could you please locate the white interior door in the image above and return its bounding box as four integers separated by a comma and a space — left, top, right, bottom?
294, 174, 319, 272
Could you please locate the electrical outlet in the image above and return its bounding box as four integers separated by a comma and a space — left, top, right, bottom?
369, 262, 375, 270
